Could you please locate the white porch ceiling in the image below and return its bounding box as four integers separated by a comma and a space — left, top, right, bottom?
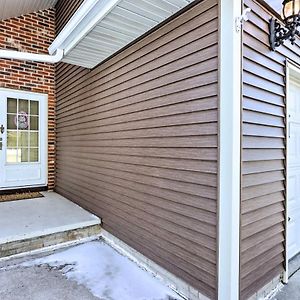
54, 0, 193, 69
0, 0, 57, 21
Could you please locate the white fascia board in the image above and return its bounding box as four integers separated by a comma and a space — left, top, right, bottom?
218, 0, 242, 299
49, 0, 121, 56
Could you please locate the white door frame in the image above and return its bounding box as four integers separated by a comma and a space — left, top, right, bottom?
0, 88, 48, 190
284, 61, 300, 283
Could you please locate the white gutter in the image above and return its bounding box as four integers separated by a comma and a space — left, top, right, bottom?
0, 49, 64, 63
48, 0, 121, 56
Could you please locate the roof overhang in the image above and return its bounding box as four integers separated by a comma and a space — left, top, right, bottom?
49, 0, 193, 68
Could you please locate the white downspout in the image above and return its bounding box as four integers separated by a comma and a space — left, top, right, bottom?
0, 48, 63, 63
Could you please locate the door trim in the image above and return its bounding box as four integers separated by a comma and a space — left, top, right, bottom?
0, 88, 48, 190
284, 61, 300, 283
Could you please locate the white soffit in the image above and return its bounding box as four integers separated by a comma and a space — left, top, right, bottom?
0, 0, 57, 21
50, 0, 193, 69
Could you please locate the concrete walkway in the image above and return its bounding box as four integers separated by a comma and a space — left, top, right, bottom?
273, 270, 300, 300
0, 192, 100, 244
0, 265, 99, 300
0, 241, 180, 300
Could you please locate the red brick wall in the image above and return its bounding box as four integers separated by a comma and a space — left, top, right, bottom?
0, 9, 56, 189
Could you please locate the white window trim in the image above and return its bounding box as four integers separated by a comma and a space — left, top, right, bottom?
218, 0, 242, 299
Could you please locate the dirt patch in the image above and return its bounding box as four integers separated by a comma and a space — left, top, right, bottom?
0, 192, 44, 203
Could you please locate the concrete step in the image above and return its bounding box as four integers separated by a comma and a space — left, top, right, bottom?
0, 192, 101, 258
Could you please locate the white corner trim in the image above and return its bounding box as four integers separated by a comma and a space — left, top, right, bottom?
0, 49, 63, 63
218, 0, 242, 299
48, 0, 121, 56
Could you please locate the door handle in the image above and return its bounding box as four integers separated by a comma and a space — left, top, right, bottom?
0, 124, 4, 134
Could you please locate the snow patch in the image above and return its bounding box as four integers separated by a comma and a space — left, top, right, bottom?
22, 241, 181, 300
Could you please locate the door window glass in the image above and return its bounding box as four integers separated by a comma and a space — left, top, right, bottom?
6, 98, 39, 163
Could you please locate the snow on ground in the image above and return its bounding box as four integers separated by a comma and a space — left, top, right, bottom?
22, 240, 181, 300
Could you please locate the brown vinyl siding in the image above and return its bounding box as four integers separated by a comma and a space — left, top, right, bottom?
55, 0, 84, 34
241, 0, 300, 298
54, 0, 219, 298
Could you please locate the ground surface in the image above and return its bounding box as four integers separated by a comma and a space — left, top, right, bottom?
0, 192, 100, 244
0, 240, 180, 300
0, 265, 99, 300
273, 270, 300, 300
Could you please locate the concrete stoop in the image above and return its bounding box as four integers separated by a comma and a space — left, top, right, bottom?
0, 224, 101, 258
0, 192, 101, 259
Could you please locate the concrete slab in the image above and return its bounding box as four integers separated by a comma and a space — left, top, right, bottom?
273, 270, 300, 300
289, 253, 300, 277
0, 192, 100, 244
0, 265, 99, 300
0, 241, 181, 300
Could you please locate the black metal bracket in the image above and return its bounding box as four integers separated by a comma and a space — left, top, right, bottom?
269, 15, 300, 51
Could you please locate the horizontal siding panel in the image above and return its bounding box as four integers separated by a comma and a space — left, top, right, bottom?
56, 174, 217, 246
56, 158, 217, 187
241, 256, 284, 293
243, 123, 285, 138
243, 149, 284, 161
55, 1, 219, 298
56, 146, 218, 161
241, 202, 284, 226
243, 83, 284, 106
243, 71, 285, 96
243, 97, 285, 116
56, 96, 218, 128
56, 123, 218, 140
240, 0, 300, 296
55, 160, 218, 213
56, 152, 218, 174
242, 159, 284, 174
241, 192, 284, 213
241, 224, 284, 253
56, 164, 217, 200
243, 46, 284, 75
241, 264, 283, 300
56, 86, 218, 125
243, 136, 284, 149
243, 58, 284, 85
55, 0, 84, 34
243, 110, 284, 127
242, 171, 284, 188
55, 135, 218, 148
241, 223, 284, 254
56, 109, 218, 133
242, 181, 285, 201
241, 230, 285, 264
57, 75, 218, 124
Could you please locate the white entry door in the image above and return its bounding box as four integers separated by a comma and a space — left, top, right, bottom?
288, 77, 300, 260
0, 89, 47, 190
